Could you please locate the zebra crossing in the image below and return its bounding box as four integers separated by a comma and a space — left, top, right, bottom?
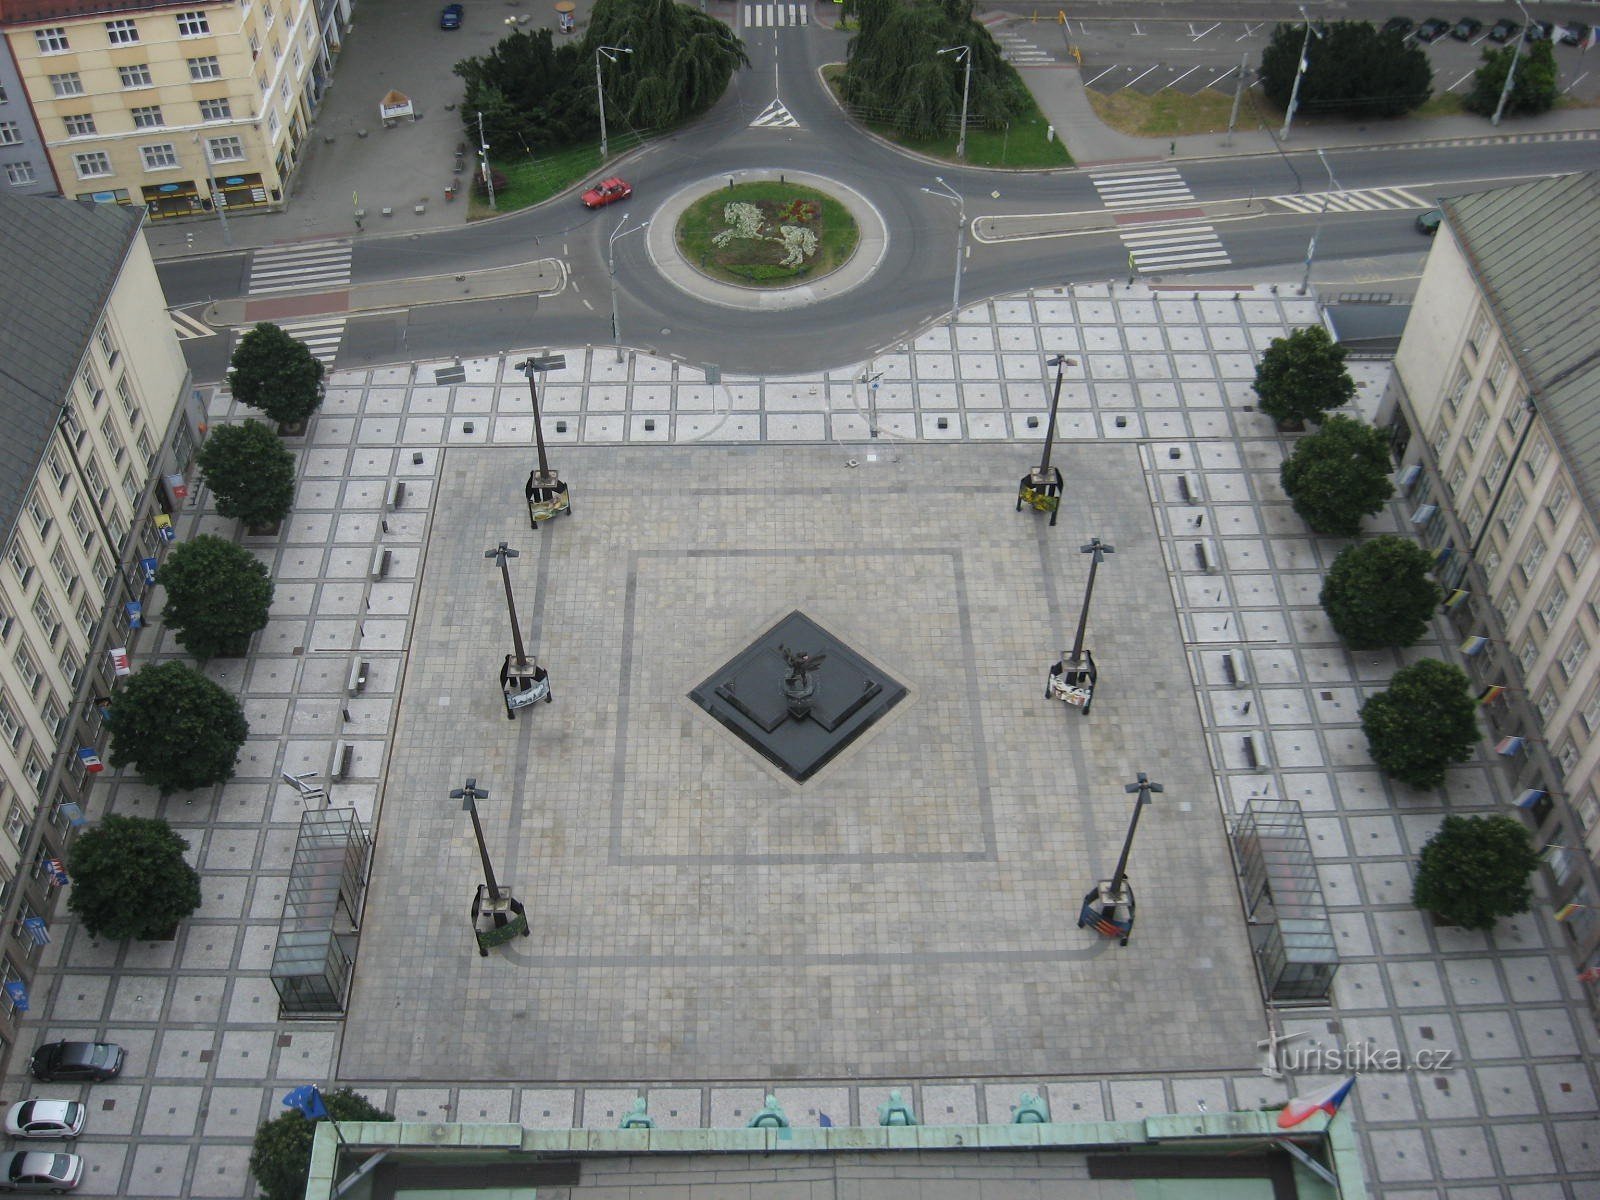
994, 32, 1056, 66
1269, 186, 1430, 215
751, 98, 799, 128
742, 3, 807, 27
1119, 222, 1232, 273
247, 239, 353, 296
167, 307, 215, 340
272, 317, 348, 368
1091, 167, 1197, 210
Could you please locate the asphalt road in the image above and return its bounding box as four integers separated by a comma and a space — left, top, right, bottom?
160, 15, 1600, 379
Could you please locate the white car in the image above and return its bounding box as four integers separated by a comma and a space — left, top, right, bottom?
3, 1102, 84, 1140
0, 1150, 82, 1191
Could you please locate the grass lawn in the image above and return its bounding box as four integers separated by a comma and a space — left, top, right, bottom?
676, 181, 859, 286
466, 143, 609, 220
1087, 88, 1252, 137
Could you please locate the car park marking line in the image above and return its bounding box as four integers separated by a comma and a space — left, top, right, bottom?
1189, 22, 1220, 41
1447, 70, 1476, 92
168, 308, 215, 339
751, 97, 800, 128
1084, 64, 1121, 86
1122, 64, 1160, 89
1205, 66, 1239, 88
1169, 65, 1204, 89
1237, 23, 1263, 41
1132, 21, 1144, 36
1564, 72, 1589, 93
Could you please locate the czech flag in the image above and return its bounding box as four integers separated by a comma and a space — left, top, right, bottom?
1277, 1077, 1356, 1129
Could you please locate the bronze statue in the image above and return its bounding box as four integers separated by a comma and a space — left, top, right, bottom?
779, 645, 827, 685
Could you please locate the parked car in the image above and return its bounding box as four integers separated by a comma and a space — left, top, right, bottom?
1415, 209, 1443, 236
1382, 17, 1414, 36
1526, 20, 1554, 42
27, 1042, 123, 1084
439, 3, 463, 29
1450, 18, 1483, 41
1416, 18, 1451, 42
3, 1102, 84, 1140
1560, 21, 1590, 46
1488, 18, 1520, 42
0, 1150, 82, 1192
581, 177, 632, 209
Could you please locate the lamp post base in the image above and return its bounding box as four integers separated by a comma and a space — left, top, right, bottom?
1046, 649, 1098, 714
471, 883, 530, 956
1077, 879, 1136, 946
525, 470, 571, 528
1017, 466, 1063, 526
499, 655, 552, 719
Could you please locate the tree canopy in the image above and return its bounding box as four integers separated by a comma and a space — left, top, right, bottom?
249, 1089, 394, 1200
455, 0, 748, 153
1359, 659, 1479, 789
1279, 415, 1396, 537
227, 322, 325, 427
157, 534, 275, 660
1320, 535, 1442, 649
66, 815, 201, 940
1259, 20, 1432, 118
840, 0, 1029, 137
1465, 40, 1558, 118
1413, 814, 1541, 930
197, 420, 296, 529
108, 660, 249, 796
1253, 325, 1355, 427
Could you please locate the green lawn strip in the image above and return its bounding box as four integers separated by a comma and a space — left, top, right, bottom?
676, 182, 859, 286
467, 143, 606, 220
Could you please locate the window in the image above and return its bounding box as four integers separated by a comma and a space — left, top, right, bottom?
1561, 633, 1590, 680
68, 501, 93, 550
24, 494, 50, 540
14, 646, 41, 696
95, 552, 114, 596
1546, 481, 1571, 525
1465, 407, 1489, 450
1499, 488, 1526, 534
1517, 637, 1538, 673
119, 377, 140, 425
35, 28, 69, 53
1448, 465, 1466, 499
271, 37, 282, 62
256, 73, 268, 96
136, 430, 155, 468
198, 97, 231, 121
50, 74, 85, 99
5, 163, 36, 187
23, 751, 44, 793
293, 45, 303, 74
206, 135, 244, 163
188, 55, 222, 81
121, 470, 140, 506
1467, 310, 1492, 357
248, 31, 260, 57
1484, 449, 1508, 490
75, 599, 94, 639
105, 18, 140, 44
45, 450, 69, 494
176, 10, 210, 36
73, 151, 112, 179
1540, 582, 1568, 629
1585, 688, 1600, 735
58, 644, 82, 690
3, 802, 24, 846
264, 0, 276, 28
1569, 529, 1594, 572
267, 109, 280, 138
0, 122, 18, 146
1488, 353, 1510, 394
40, 695, 64, 741
118, 64, 153, 89
63, 398, 87, 446
141, 143, 178, 170
51, 545, 78, 597
1536, 686, 1559, 724
1521, 534, 1547, 581
31, 594, 59, 645
82, 455, 108, 505
278, 77, 290, 104
8, 541, 33, 588
1578, 790, 1600, 833
1444, 366, 1470, 415
1558, 740, 1580, 777
131, 105, 164, 128
0, 598, 12, 640
0, 695, 20, 749
1526, 435, 1550, 480
100, 416, 126, 465
1464, 501, 1484, 540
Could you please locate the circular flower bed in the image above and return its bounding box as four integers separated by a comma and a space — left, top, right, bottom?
675, 180, 860, 287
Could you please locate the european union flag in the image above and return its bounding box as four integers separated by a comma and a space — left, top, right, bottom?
283, 1085, 328, 1120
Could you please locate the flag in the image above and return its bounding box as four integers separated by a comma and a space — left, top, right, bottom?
1460, 636, 1489, 657
1515, 789, 1546, 809
818, 1112, 833, 1127
125, 600, 142, 629
282, 1085, 328, 1120
1444, 588, 1469, 610
1555, 902, 1581, 922
46, 858, 68, 886
22, 917, 49, 947
1495, 735, 1525, 756
1579, 966, 1600, 984
4, 981, 28, 1012
1478, 685, 1505, 705
141, 557, 159, 584
110, 647, 131, 676
1277, 1077, 1356, 1129
77, 748, 103, 774
1588, 26, 1599, 51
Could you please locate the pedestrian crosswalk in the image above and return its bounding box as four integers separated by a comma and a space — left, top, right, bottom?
1120, 223, 1232, 273
273, 317, 348, 368
742, 3, 807, 27
247, 239, 353, 296
1269, 187, 1430, 215
994, 32, 1056, 66
1091, 167, 1197, 210
168, 307, 215, 340
751, 98, 800, 128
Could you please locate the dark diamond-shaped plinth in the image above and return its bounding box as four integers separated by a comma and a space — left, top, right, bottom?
689, 611, 907, 782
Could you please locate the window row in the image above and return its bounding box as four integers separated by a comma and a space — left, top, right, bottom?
33, 13, 212, 54
74, 133, 244, 179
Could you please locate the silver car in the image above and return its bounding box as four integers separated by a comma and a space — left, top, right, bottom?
0, 1150, 82, 1192
3, 1102, 84, 1140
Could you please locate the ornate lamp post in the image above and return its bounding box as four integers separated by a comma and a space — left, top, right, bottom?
450, 777, 530, 955
516, 354, 570, 527
485, 542, 550, 719
1017, 353, 1078, 524
1077, 773, 1161, 946
1047, 536, 1112, 712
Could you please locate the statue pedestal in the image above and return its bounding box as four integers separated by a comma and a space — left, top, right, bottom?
471, 884, 529, 956
1017, 466, 1063, 526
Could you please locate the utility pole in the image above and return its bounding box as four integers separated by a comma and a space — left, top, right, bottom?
939, 45, 972, 160
477, 111, 495, 210
921, 177, 965, 329
1492, 4, 1532, 126
1281, 8, 1322, 141
1224, 51, 1248, 147
608, 212, 649, 362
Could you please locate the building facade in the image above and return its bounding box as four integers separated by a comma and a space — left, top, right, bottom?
1, 31, 59, 194
1380, 171, 1600, 998
0, 190, 201, 1073
0, 0, 328, 219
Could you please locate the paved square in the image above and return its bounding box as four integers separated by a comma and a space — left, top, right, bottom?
341, 443, 1265, 1081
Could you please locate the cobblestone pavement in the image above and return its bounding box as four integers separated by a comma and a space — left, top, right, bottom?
5, 283, 1596, 1199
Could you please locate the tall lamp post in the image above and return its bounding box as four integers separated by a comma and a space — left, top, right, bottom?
1491, 3, 1532, 126
450, 777, 530, 955
515, 354, 571, 527
938, 44, 972, 160
1300, 149, 1338, 296
1280, 7, 1323, 141
485, 542, 550, 718
1077, 772, 1162, 946
596, 45, 633, 160
608, 212, 650, 362
920, 177, 965, 330
1047, 537, 1113, 712
1016, 353, 1078, 525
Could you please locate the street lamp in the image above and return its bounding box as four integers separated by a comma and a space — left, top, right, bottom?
450, 777, 530, 955
1300, 149, 1338, 296
485, 542, 550, 718
596, 45, 632, 160
476, 110, 496, 210
1047, 537, 1113, 712
1491, 3, 1532, 127
1017, 353, 1078, 525
515, 354, 571, 527
608, 212, 650, 363
1280, 7, 1323, 141
1077, 772, 1162, 946
920, 177, 965, 330
938, 44, 972, 160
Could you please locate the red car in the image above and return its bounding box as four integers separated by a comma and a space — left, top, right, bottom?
581, 177, 632, 208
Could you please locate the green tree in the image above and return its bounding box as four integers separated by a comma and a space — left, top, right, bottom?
1412, 814, 1541, 930
249, 1089, 394, 1200
197, 420, 296, 529
1320, 535, 1442, 649
1253, 325, 1356, 426
1279, 415, 1396, 536
157, 534, 274, 660
1259, 20, 1432, 118
66, 815, 201, 940
1464, 40, 1558, 118
107, 661, 249, 796
1359, 659, 1479, 789
227, 322, 325, 427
